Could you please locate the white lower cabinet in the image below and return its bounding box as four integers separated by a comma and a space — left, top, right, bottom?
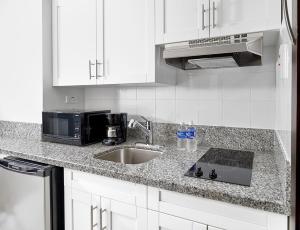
148, 187, 288, 230
64, 169, 288, 230
65, 187, 101, 230
64, 169, 148, 230
208, 227, 222, 230
65, 187, 147, 230
148, 211, 208, 230
101, 198, 147, 230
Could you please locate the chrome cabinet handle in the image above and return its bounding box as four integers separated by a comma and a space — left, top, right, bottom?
96, 60, 103, 78
212, 1, 216, 28
202, 4, 206, 30
91, 206, 98, 229
100, 208, 107, 230
89, 60, 96, 79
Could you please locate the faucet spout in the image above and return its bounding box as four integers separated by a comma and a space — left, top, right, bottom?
128, 117, 153, 145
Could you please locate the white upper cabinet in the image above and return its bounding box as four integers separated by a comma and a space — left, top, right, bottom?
53, 0, 163, 86
101, 0, 155, 84
155, 0, 281, 44
52, 0, 100, 86
155, 0, 209, 44
209, 0, 281, 37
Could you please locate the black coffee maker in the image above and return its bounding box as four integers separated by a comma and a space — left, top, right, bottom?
102, 113, 127, 146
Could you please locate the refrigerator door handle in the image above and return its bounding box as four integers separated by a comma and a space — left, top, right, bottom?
283, 0, 296, 45
0, 158, 43, 176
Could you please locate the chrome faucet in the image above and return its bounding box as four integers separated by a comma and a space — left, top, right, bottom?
128, 116, 153, 145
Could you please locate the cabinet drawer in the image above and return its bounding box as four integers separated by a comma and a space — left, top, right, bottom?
64, 169, 147, 208
148, 210, 208, 230
148, 187, 287, 230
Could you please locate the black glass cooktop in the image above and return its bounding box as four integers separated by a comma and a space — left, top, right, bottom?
185, 148, 254, 186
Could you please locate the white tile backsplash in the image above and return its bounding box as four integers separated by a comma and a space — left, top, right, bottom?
155, 99, 176, 123
136, 99, 156, 120
136, 87, 156, 99
156, 86, 176, 99
222, 100, 251, 128
84, 46, 277, 129
251, 100, 275, 129
85, 87, 119, 100
118, 99, 137, 115
197, 100, 222, 126
250, 71, 276, 100
175, 99, 199, 124
85, 99, 119, 113
119, 87, 137, 99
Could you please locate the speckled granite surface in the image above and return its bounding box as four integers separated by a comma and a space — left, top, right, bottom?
129, 122, 275, 152
0, 135, 290, 215
274, 132, 291, 215
0, 120, 41, 141
0, 120, 290, 215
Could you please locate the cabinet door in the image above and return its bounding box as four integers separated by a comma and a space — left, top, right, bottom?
101, 197, 147, 230
209, 0, 281, 37
52, 0, 98, 86
102, 0, 154, 84
65, 187, 100, 230
155, 0, 209, 44
148, 210, 207, 230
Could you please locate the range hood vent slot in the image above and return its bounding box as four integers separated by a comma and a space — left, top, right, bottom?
163, 33, 263, 70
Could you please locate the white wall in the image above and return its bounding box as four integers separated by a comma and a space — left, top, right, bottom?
275, 22, 293, 162
0, 0, 43, 123
0, 0, 84, 124
85, 46, 277, 129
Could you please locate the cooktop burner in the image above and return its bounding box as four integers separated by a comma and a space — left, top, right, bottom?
185, 148, 254, 186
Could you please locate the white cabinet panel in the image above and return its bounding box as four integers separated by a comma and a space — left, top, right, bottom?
65, 187, 147, 230
65, 188, 100, 230
53, 0, 99, 86
102, 0, 154, 84
148, 210, 193, 230
148, 187, 287, 230
155, 0, 209, 44
101, 198, 147, 230
209, 0, 281, 37
67, 169, 148, 208
148, 210, 207, 230
53, 0, 159, 86
64, 170, 287, 230
96, 0, 104, 79
208, 227, 223, 230
156, 0, 281, 44
194, 222, 208, 230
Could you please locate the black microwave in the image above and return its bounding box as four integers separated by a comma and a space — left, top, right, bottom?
42, 110, 110, 146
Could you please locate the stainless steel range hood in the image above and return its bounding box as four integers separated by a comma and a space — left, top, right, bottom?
163, 33, 263, 70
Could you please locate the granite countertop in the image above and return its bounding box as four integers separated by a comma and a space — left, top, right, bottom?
0, 136, 290, 215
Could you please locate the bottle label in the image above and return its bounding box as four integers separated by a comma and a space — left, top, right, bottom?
177, 131, 186, 139
186, 128, 196, 139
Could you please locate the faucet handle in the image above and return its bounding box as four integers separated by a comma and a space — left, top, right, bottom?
128, 119, 136, 128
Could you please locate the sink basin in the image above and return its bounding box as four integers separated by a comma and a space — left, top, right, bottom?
94, 147, 162, 164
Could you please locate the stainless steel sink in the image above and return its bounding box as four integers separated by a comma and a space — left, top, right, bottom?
94, 147, 162, 164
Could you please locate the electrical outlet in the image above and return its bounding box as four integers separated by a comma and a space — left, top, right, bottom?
65, 96, 79, 104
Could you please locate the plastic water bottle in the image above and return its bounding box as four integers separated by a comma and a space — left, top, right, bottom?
177, 122, 186, 150
186, 121, 197, 152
